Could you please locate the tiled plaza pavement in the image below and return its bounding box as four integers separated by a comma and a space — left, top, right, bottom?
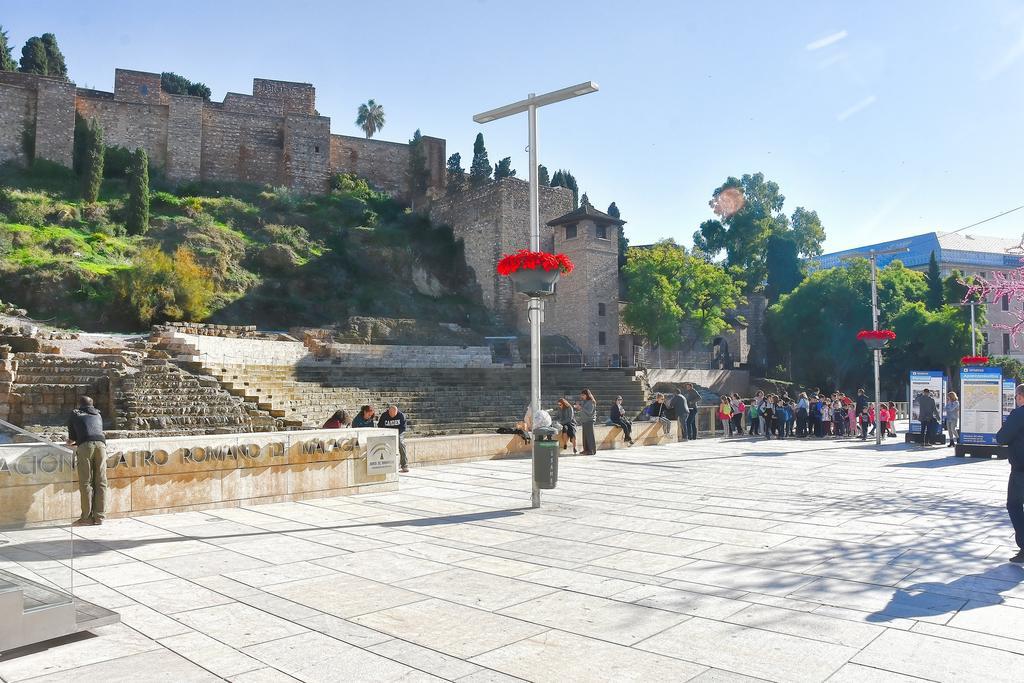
3, 434, 1024, 682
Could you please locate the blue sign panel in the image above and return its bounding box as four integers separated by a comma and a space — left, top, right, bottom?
960, 367, 1003, 445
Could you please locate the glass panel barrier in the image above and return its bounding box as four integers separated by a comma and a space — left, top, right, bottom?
0, 417, 118, 653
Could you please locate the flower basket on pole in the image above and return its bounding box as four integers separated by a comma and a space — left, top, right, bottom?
497, 250, 574, 298
857, 329, 896, 350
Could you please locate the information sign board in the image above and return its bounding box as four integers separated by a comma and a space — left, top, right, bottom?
960, 367, 1003, 445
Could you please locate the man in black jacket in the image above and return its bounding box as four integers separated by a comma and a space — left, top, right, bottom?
996, 384, 1024, 563
66, 396, 107, 526
855, 389, 870, 440
378, 404, 409, 473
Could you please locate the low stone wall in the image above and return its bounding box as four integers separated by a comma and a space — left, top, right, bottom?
0, 427, 398, 525
406, 421, 682, 467
646, 369, 751, 396
315, 343, 495, 368
160, 332, 309, 366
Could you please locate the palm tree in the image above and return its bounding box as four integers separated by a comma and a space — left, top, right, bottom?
355, 100, 385, 139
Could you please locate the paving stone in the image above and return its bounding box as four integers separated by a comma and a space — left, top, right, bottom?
243, 631, 443, 682
498, 591, 688, 645
471, 629, 707, 682
637, 616, 858, 682
852, 628, 1024, 681
352, 598, 548, 659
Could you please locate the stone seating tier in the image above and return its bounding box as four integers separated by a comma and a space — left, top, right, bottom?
114, 361, 254, 435
202, 363, 647, 435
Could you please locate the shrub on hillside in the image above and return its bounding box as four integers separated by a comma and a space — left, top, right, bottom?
116, 246, 214, 325
8, 198, 48, 226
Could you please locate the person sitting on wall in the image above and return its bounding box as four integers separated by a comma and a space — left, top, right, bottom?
323, 410, 351, 429
66, 396, 107, 527
610, 395, 634, 446
378, 404, 409, 473
352, 405, 376, 428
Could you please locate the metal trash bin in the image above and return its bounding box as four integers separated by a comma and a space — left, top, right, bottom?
533, 428, 559, 490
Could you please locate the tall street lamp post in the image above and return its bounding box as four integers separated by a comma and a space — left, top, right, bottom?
474, 82, 599, 508
843, 246, 908, 445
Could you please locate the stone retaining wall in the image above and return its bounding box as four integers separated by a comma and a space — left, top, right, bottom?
0, 427, 398, 525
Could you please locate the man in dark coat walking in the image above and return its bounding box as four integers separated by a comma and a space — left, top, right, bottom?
996, 383, 1024, 563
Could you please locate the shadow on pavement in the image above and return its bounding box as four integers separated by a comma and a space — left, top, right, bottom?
867, 564, 1024, 623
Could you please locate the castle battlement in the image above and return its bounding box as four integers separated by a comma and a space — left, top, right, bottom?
0, 67, 444, 195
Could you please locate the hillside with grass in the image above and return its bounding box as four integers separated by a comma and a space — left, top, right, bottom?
0, 162, 488, 333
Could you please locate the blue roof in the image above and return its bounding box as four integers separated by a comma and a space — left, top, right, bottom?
813, 231, 1024, 271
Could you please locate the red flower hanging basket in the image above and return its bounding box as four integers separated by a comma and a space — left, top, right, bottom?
497, 250, 574, 297
856, 329, 896, 350
961, 356, 990, 365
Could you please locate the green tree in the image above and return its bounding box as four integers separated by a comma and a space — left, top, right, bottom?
925, 250, 943, 311
355, 99, 385, 138
550, 169, 579, 207
407, 129, 430, 198
988, 356, 1024, 385
694, 173, 826, 292
623, 240, 744, 348
493, 156, 516, 180
622, 241, 686, 348
126, 147, 150, 235
18, 33, 67, 78
72, 112, 89, 175
608, 202, 628, 269
537, 164, 550, 186
469, 133, 491, 187
40, 34, 66, 78
82, 118, 104, 202
765, 259, 927, 389
885, 302, 977, 385
445, 153, 465, 194
160, 72, 211, 100
765, 233, 803, 302
18, 36, 47, 75
0, 25, 15, 72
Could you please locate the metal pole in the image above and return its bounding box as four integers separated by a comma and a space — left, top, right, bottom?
970, 302, 977, 356
528, 94, 541, 509
871, 253, 882, 445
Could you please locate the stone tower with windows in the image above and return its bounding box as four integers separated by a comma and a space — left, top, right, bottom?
547, 198, 625, 363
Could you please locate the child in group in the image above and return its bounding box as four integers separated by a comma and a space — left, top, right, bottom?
886, 401, 898, 437
847, 404, 856, 438
761, 397, 775, 440
832, 399, 845, 437
821, 399, 832, 436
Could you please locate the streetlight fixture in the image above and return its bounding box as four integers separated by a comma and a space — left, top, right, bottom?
842, 246, 909, 445
474, 81, 599, 509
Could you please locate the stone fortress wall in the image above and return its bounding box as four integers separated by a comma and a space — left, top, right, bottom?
0, 68, 445, 196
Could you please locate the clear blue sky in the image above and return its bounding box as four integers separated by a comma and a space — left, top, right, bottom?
5, 1, 1024, 253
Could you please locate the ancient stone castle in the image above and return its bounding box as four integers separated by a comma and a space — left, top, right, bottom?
0, 68, 446, 195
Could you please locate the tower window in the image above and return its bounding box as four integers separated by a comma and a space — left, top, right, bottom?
598, 303, 606, 316
140, 84, 148, 96
1003, 295, 1010, 311
565, 224, 577, 240
599, 332, 607, 346
314, 145, 320, 153
596, 225, 608, 240
1004, 333, 1011, 354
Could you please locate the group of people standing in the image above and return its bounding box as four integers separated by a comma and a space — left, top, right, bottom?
716, 388, 900, 441
547, 384, 702, 456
